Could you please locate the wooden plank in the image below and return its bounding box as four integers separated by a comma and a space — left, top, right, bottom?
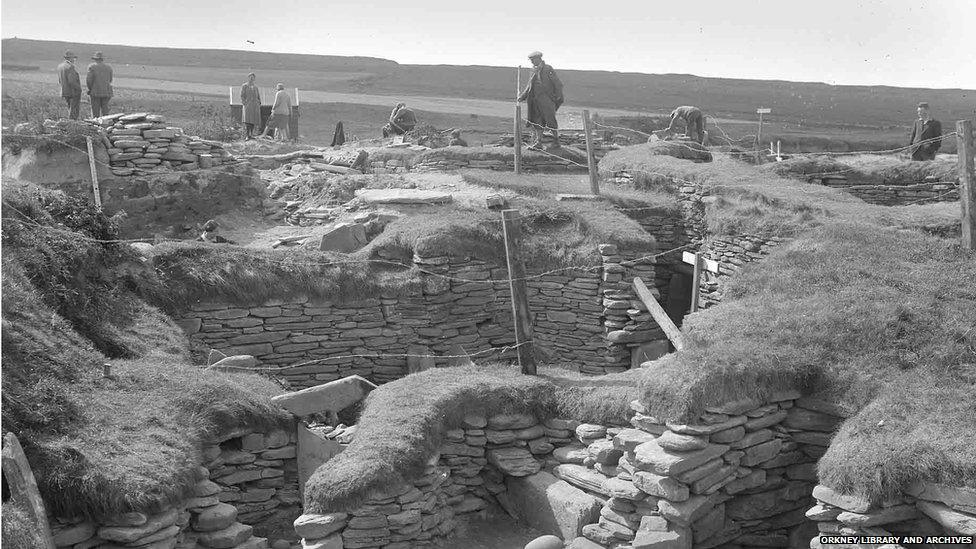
957, 120, 975, 250
85, 136, 101, 208
633, 277, 686, 351
502, 209, 535, 374
690, 251, 702, 313
2, 433, 57, 549
583, 109, 600, 195
682, 251, 719, 273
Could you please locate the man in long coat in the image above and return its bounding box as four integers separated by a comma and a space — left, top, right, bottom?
908, 102, 942, 161
86, 51, 113, 117
518, 51, 563, 149
240, 73, 261, 140
57, 50, 82, 119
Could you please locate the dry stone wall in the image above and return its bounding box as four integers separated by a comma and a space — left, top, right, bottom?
47, 425, 299, 549
807, 482, 976, 545
175, 245, 666, 384
297, 395, 963, 548
812, 176, 960, 206
91, 112, 234, 177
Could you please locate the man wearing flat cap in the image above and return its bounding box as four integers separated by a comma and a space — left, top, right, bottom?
518, 51, 564, 150
908, 102, 942, 161
86, 51, 114, 118
57, 50, 82, 120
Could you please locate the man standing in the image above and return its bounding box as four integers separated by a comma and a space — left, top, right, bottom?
908, 102, 942, 161
518, 51, 563, 150
86, 51, 114, 118
57, 50, 82, 120
662, 106, 707, 145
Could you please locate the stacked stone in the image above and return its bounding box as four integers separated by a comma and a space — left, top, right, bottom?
48, 481, 269, 549
533, 393, 841, 548
697, 235, 785, 309
177, 243, 655, 386
91, 112, 233, 177
598, 245, 666, 374
295, 457, 457, 548
807, 483, 976, 545
202, 429, 301, 546
813, 178, 960, 206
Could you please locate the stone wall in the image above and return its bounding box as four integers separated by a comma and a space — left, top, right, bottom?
697, 235, 785, 309
408, 148, 587, 174
296, 394, 964, 548
175, 245, 666, 384
91, 112, 234, 177
807, 483, 976, 545
812, 176, 960, 206
47, 425, 299, 549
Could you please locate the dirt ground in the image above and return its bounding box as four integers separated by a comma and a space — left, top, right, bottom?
443, 506, 546, 549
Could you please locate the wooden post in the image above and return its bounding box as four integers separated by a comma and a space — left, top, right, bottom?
502, 209, 535, 374
633, 277, 686, 351
2, 433, 57, 549
690, 252, 703, 313
514, 105, 523, 175
582, 109, 600, 195
514, 66, 522, 174
85, 136, 101, 208
958, 120, 975, 250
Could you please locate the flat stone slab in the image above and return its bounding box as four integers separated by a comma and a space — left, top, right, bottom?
506, 471, 602, 540
917, 500, 976, 535
271, 375, 377, 416
554, 464, 611, 497
487, 447, 541, 477
906, 482, 976, 513
812, 484, 872, 514
632, 440, 729, 476
356, 189, 453, 205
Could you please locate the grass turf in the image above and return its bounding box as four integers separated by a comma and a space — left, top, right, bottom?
1, 183, 292, 520
304, 364, 640, 513
761, 153, 958, 186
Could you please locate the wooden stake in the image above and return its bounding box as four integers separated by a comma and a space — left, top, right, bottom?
502, 209, 535, 374
958, 120, 975, 250
2, 433, 57, 549
690, 252, 703, 313
633, 277, 686, 351
514, 66, 522, 174
582, 109, 600, 195
514, 105, 523, 175
86, 136, 101, 208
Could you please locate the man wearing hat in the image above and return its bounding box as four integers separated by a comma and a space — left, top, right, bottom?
518, 51, 564, 150
57, 50, 82, 120
908, 102, 942, 161
86, 51, 114, 118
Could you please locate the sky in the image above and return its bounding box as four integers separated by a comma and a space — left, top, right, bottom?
2, 0, 974, 89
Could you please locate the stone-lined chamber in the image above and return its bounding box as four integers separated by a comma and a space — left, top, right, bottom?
174, 244, 666, 384
294, 394, 881, 548
48, 425, 301, 549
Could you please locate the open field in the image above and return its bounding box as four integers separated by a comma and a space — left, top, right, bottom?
4, 37, 973, 151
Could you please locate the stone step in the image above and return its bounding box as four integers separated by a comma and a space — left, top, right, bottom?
505, 471, 602, 540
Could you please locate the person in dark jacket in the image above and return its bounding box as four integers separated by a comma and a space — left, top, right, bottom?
57, 50, 82, 119
240, 73, 261, 140
908, 102, 942, 161
518, 51, 564, 150
383, 103, 417, 137
86, 51, 114, 117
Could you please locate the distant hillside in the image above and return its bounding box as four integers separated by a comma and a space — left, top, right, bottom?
4, 38, 974, 129
1, 38, 398, 72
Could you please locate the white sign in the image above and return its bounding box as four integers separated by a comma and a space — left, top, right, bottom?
756, 108, 772, 114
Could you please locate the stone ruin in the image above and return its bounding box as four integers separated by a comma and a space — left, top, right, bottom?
90, 112, 235, 176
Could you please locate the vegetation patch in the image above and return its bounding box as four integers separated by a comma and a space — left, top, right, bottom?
762, 154, 958, 185
304, 364, 639, 512
1, 183, 291, 520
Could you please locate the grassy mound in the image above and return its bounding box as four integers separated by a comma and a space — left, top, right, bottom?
362, 194, 656, 272
762, 154, 958, 186
133, 242, 420, 314
304, 365, 640, 512
1, 183, 291, 520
